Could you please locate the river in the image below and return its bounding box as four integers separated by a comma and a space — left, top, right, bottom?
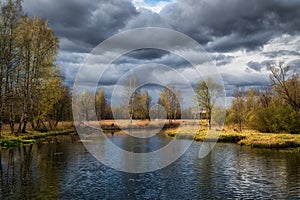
0, 133, 299, 199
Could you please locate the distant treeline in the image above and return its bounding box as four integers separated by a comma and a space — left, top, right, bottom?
0, 0, 72, 135
76, 84, 184, 122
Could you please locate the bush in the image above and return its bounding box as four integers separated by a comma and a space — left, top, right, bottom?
250, 103, 300, 133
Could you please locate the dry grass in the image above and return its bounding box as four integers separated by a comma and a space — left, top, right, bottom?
166, 127, 300, 149
55, 121, 74, 130
237, 130, 300, 148
83, 119, 181, 130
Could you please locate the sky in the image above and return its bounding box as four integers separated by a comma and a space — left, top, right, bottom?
22, 0, 300, 106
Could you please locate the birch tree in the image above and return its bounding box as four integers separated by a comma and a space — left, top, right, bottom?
195, 78, 223, 129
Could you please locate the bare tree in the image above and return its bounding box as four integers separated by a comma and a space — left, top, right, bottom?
231, 87, 245, 132
195, 78, 223, 129
15, 16, 59, 133
270, 61, 300, 111
0, 0, 22, 135
140, 90, 152, 120
158, 85, 181, 124
122, 77, 140, 123
95, 87, 107, 120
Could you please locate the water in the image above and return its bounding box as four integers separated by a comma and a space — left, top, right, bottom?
0, 133, 299, 199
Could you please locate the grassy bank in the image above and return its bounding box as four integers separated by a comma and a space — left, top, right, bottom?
166, 128, 300, 150
3, 119, 299, 151
0, 128, 75, 149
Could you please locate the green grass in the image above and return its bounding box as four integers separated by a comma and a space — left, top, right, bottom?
0, 129, 75, 150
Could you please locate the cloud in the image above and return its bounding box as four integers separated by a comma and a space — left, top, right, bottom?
23, 0, 138, 53
246, 60, 275, 72
206, 32, 273, 52
22, 0, 300, 103
74, 50, 195, 88
124, 8, 168, 29
124, 48, 169, 60
132, 0, 172, 13
246, 61, 263, 72
23, 0, 300, 53
262, 50, 300, 58
211, 54, 235, 66
287, 59, 300, 74
221, 72, 270, 97
246, 58, 300, 74
160, 0, 300, 52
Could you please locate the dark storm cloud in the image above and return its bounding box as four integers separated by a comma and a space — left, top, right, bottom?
23, 0, 138, 53
113, 51, 192, 70
125, 49, 169, 60
160, 0, 300, 52
211, 54, 235, 66
59, 38, 93, 53
206, 32, 273, 52
23, 0, 300, 53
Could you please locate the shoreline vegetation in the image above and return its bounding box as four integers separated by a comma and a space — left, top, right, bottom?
0, 120, 299, 152
166, 127, 300, 151
0, 129, 76, 149
0, 122, 75, 149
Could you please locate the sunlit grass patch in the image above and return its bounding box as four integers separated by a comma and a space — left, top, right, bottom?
238, 132, 300, 148
166, 127, 300, 149
0, 128, 75, 150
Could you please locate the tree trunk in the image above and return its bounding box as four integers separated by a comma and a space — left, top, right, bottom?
17, 114, 24, 135
21, 120, 27, 133
9, 99, 15, 134
0, 121, 2, 138
9, 121, 15, 134
208, 110, 212, 130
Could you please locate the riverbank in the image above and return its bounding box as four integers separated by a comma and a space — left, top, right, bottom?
0, 129, 76, 149
2, 121, 300, 151
166, 128, 300, 150
88, 120, 180, 131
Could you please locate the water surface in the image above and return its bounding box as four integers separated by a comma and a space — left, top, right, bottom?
0, 133, 299, 199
